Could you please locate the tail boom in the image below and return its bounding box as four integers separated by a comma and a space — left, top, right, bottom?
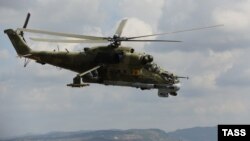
4, 29, 31, 56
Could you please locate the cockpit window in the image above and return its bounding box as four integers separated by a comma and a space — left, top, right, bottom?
145, 63, 160, 73
161, 71, 176, 83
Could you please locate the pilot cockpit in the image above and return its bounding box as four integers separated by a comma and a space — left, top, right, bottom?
144, 62, 177, 83
144, 62, 161, 73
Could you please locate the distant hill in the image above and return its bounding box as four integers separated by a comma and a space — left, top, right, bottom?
167, 126, 217, 141
2, 127, 217, 141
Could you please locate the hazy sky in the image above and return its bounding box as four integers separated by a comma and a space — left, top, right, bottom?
1, 0, 250, 138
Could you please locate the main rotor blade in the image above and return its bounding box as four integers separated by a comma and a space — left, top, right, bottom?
115, 19, 128, 36
127, 24, 224, 39
30, 37, 109, 43
122, 39, 181, 42
17, 28, 106, 40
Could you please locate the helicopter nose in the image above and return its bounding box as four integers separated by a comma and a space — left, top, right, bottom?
173, 83, 181, 91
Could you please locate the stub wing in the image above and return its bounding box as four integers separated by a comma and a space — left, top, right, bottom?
67, 65, 101, 87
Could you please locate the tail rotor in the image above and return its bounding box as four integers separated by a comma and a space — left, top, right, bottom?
20, 12, 31, 40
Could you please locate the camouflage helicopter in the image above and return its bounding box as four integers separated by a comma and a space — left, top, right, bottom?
4, 13, 221, 97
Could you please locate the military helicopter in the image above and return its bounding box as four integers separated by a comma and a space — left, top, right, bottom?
4, 13, 222, 97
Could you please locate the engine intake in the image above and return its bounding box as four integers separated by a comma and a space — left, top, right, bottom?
95, 52, 124, 64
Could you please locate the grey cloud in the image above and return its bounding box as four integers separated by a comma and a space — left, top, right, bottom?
0, 49, 9, 59
216, 49, 250, 87
0, 0, 107, 33
0, 0, 36, 10
147, 0, 250, 52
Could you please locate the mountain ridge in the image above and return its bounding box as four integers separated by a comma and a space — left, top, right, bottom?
2, 127, 217, 141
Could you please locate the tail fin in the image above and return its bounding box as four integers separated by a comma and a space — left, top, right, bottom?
4, 29, 31, 56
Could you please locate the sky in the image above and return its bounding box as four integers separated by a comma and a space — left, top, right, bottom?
1, 0, 250, 138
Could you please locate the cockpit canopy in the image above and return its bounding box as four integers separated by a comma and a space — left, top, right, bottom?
140, 54, 153, 65
144, 62, 178, 83
144, 62, 161, 73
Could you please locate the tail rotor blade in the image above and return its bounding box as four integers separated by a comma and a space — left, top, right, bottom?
20, 13, 31, 37
23, 13, 30, 28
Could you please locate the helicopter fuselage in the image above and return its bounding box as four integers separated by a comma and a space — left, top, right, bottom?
5, 28, 181, 97
28, 45, 178, 85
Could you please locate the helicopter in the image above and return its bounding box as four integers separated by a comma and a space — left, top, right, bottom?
4, 13, 222, 97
